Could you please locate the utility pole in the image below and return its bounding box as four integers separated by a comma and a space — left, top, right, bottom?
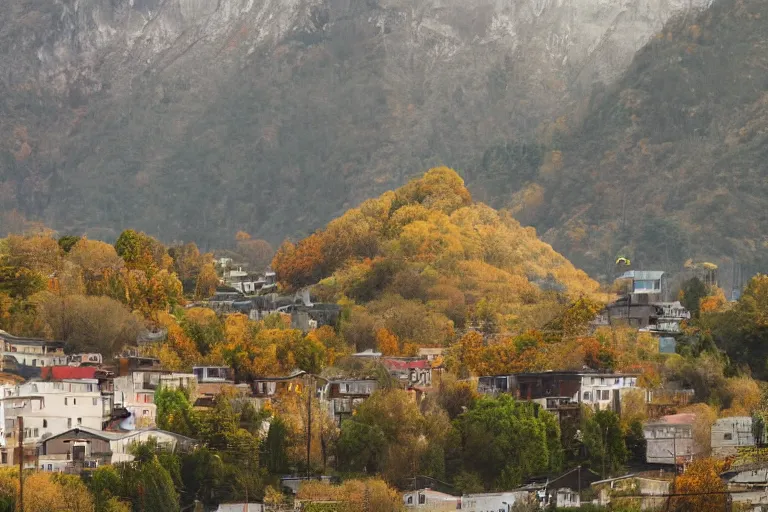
306, 374, 312, 479
17, 416, 23, 512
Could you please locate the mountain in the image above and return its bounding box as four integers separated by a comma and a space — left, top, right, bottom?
272, 167, 601, 344
508, 0, 768, 280
0, 0, 709, 248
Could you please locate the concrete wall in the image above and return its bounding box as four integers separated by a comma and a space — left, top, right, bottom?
644, 424, 695, 464
461, 491, 529, 511
712, 417, 754, 457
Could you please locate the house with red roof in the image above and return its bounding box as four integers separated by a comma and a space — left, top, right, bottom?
382, 358, 434, 389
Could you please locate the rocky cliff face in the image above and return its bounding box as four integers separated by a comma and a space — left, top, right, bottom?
0, 0, 710, 246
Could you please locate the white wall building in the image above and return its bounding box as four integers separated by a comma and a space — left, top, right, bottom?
712, 416, 755, 457
38, 426, 197, 472
0, 379, 107, 468
403, 489, 461, 510
0, 330, 67, 368
461, 491, 529, 511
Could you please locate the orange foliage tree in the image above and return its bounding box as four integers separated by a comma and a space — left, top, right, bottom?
670, 458, 728, 512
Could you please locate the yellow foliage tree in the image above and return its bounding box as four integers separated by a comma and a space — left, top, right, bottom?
194, 263, 219, 299
376, 328, 400, 356
721, 376, 762, 417
670, 458, 728, 512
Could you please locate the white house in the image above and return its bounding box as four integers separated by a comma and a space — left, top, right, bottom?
0, 330, 67, 368
711, 417, 755, 457
478, 371, 641, 413
0, 379, 108, 468
461, 491, 529, 511
403, 488, 461, 510
37, 427, 197, 472
644, 413, 698, 464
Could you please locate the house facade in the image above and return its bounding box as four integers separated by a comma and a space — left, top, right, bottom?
0, 379, 108, 468
403, 489, 460, 510
37, 427, 197, 472
460, 491, 529, 511
383, 359, 434, 389
478, 371, 641, 413
643, 413, 698, 464
325, 379, 378, 425
711, 416, 756, 457
0, 330, 67, 373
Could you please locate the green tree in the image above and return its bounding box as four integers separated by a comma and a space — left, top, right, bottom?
264, 417, 290, 474
155, 387, 199, 438
624, 419, 647, 465
680, 277, 708, 318
133, 458, 180, 512
57, 235, 80, 253
452, 394, 560, 490
0, 266, 45, 298
582, 409, 628, 477
89, 466, 123, 512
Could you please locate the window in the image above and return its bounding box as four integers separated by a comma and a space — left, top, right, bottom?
583, 392, 591, 401
43, 420, 47, 428
33, 429, 38, 437
73, 398, 77, 406
406, 496, 413, 505
47, 464, 52, 471
77, 418, 82, 426
67, 419, 72, 428
1, 452, 6, 464
93, 398, 98, 406
64, 398, 68, 406
601, 390, 610, 400
418, 494, 426, 505
143, 410, 149, 416
724, 433, 733, 440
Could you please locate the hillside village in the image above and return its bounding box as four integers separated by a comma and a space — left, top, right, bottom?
0, 265, 761, 512
0, 170, 767, 511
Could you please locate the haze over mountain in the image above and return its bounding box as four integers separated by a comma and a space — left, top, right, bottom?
6, 0, 764, 282
507, 0, 768, 280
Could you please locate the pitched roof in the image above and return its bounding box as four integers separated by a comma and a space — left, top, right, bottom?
40, 426, 197, 444
646, 413, 696, 426
382, 358, 431, 370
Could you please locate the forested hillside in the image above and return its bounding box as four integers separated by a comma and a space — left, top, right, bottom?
272, 167, 601, 346
512, 0, 768, 278
0, 0, 708, 252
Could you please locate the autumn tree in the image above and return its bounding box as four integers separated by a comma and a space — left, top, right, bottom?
722, 376, 762, 416
194, 263, 219, 299
375, 328, 399, 356
5, 233, 61, 274
337, 389, 450, 487
38, 294, 143, 356
235, 232, 274, 271
670, 458, 728, 512
67, 238, 124, 292
297, 479, 403, 511
168, 242, 206, 281
114, 229, 171, 275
